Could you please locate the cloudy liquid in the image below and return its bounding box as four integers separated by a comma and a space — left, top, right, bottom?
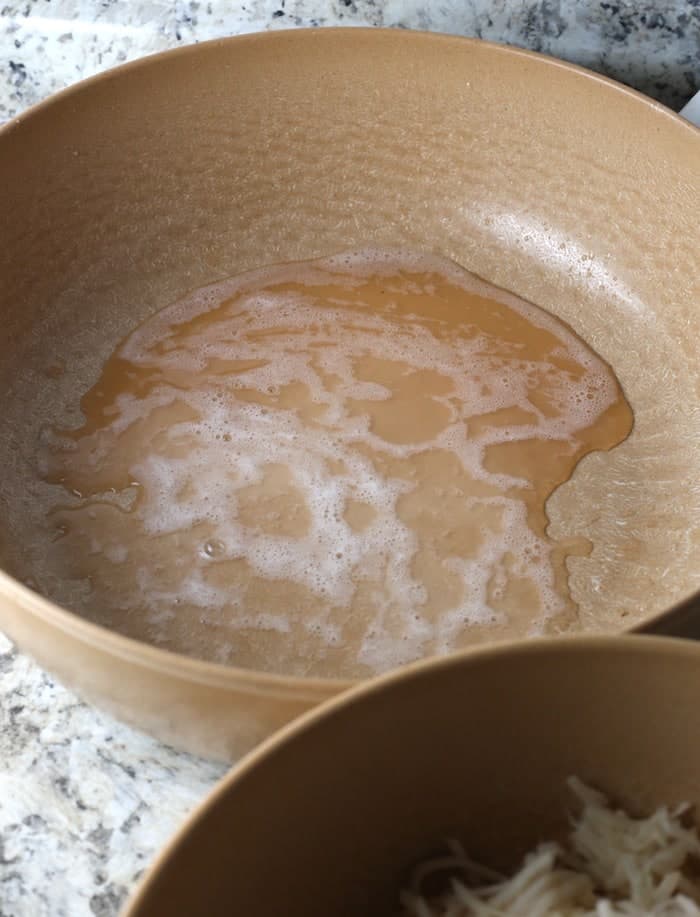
36, 250, 633, 677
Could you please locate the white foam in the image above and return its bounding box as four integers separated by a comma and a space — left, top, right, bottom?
38, 249, 624, 673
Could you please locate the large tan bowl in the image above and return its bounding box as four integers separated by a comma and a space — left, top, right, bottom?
0, 30, 698, 760
123, 635, 700, 916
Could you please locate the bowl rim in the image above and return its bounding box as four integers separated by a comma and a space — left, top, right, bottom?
122, 632, 700, 914
3, 26, 699, 138
0, 27, 698, 697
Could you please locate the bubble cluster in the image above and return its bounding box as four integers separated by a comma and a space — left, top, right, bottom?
36, 249, 631, 676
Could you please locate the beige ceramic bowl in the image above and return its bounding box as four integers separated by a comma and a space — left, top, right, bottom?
123, 635, 700, 915
0, 30, 698, 759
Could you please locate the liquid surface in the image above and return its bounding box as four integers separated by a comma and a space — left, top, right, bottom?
35, 250, 632, 676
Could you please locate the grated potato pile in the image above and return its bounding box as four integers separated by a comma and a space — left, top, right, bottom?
400, 778, 700, 916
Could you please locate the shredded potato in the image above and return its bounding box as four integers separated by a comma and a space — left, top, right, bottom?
400, 778, 700, 916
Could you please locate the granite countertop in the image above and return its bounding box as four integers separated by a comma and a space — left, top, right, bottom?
1, 3, 699, 916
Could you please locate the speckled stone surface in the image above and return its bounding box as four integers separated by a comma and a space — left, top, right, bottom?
0, 633, 226, 916
0, 2, 698, 915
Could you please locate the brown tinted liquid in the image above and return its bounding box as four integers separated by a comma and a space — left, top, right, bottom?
38, 250, 633, 677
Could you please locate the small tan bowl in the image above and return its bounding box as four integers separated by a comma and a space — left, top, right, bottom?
123, 635, 700, 916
